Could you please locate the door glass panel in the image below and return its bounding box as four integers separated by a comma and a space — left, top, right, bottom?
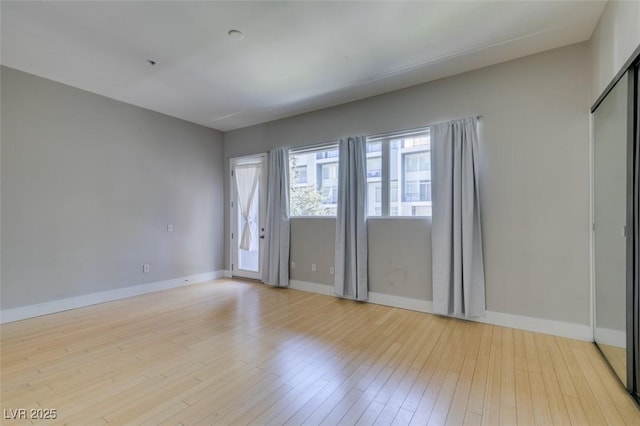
231, 156, 265, 280
237, 165, 260, 272
594, 72, 628, 386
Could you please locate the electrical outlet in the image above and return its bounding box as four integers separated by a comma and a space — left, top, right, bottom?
291, 262, 296, 269
330, 266, 334, 275
143, 264, 150, 273
167, 224, 173, 232
311, 264, 317, 272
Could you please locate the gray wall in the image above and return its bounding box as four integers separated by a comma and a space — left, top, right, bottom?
225, 43, 591, 325
290, 218, 336, 284
290, 218, 431, 302
1, 66, 225, 309
589, 0, 640, 103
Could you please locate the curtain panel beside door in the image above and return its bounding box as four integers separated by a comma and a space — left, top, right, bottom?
431, 117, 486, 318
262, 148, 291, 287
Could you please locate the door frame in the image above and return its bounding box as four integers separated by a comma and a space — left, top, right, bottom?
590, 59, 640, 399
229, 153, 268, 280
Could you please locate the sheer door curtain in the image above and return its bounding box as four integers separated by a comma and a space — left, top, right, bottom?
234, 164, 261, 252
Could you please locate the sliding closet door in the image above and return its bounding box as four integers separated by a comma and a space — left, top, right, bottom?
593, 71, 629, 387
634, 63, 640, 400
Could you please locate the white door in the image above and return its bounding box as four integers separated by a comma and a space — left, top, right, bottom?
231, 154, 267, 280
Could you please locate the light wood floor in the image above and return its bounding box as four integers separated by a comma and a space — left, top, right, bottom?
2, 279, 639, 425
598, 343, 627, 388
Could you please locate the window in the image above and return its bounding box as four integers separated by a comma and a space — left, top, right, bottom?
321, 185, 338, 204
319, 162, 338, 182
404, 181, 420, 201
403, 179, 431, 202
366, 141, 382, 216
366, 129, 431, 217
390, 181, 398, 202
367, 182, 381, 216
412, 205, 431, 216
294, 166, 307, 184
404, 151, 430, 173
316, 148, 339, 159
367, 157, 381, 178
289, 145, 339, 216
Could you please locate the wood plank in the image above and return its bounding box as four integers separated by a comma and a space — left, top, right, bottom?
536, 334, 572, 425
514, 366, 534, 425
465, 324, 492, 416
355, 400, 385, 426
1, 279, 637, 425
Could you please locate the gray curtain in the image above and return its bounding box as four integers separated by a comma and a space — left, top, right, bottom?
431, 117, 486, 317
334, 136, 368, 301
261, 148, 290, 287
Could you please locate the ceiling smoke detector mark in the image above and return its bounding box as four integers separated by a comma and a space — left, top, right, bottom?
228, 29, 244, 40
146, 59, 157, 66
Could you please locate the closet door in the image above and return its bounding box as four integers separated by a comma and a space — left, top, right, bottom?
593, 71, 630, 388
633, 63, 640, 400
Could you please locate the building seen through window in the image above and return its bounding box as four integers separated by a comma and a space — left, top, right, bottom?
289, 146, 339, 216
366, 131, 431, 217
288, 131, 431, 218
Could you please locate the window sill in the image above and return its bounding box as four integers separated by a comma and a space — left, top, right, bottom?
366, 216, 432, 220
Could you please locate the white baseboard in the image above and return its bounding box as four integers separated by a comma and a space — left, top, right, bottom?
368, 292, 433, 313
290, 280, 334, 296
0, 270, 226, 324
289, 281, 593, 342
594, 327, 626, 348
475, 311, 593, 342
2, 275, 594, 342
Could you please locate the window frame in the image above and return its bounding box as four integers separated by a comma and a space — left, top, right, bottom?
366, 128, 431, 219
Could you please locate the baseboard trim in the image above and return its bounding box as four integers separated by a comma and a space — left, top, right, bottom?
368, 292, 433, 313
594, 327, 626, 348
290, 280, 334, 296
474, 311, 593, 342
2, 275, 594, 341
0, 270, 226, 324
289, 281, 593, 341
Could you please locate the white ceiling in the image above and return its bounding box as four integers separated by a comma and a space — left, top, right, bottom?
1, 1, 606, 131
